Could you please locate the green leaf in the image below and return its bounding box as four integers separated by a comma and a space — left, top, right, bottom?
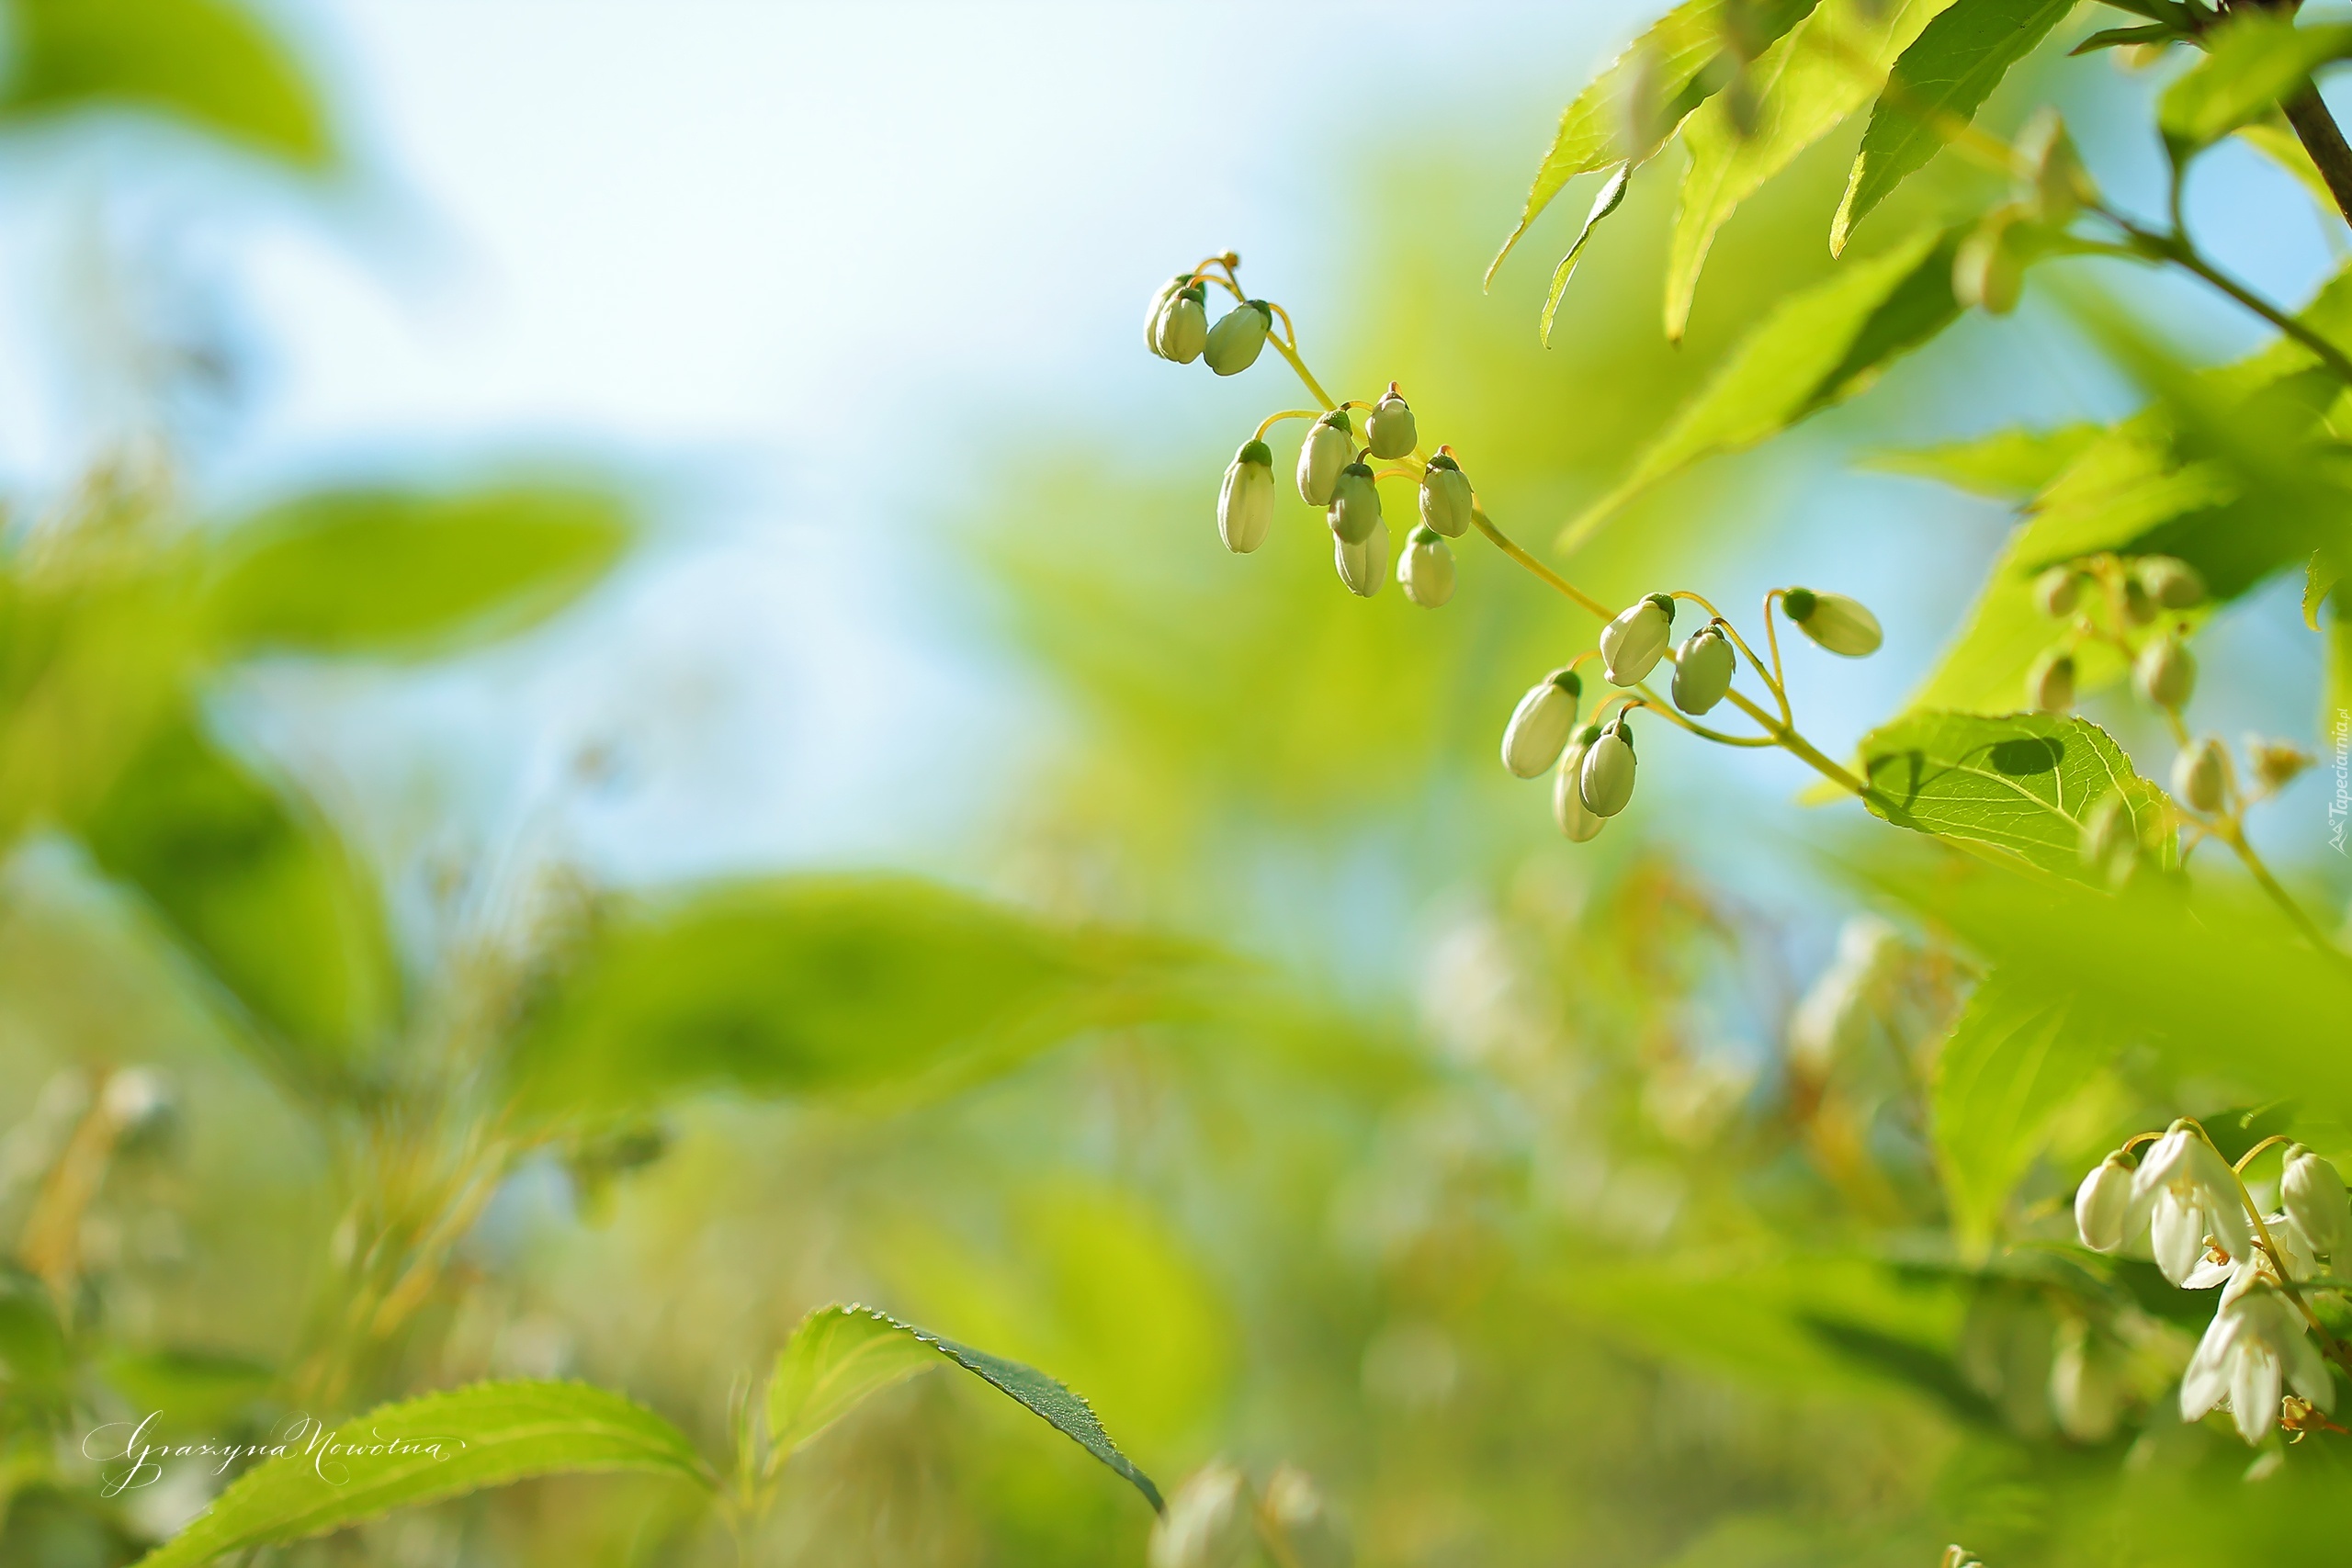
0, 0, 332, 166
504, 876, 1203, 1120
1832, 0, 2077, 254
1666, 0, 1960, 341
202, 483, 634, 659
1561, 223, 1962, 551
1487, 0, 1825, 288
2070, 24, 2184, 55
73, 713, 397, 1082
1540, 162, 1633, 346
131, 1382, 710, 1568
1862, 422, 2103, 498
2305, 548, 2341, 631
2239, 115, 2345, 221
1857, 710, 2168, 880
761, 1303, 1162, 1512
1933, 968, 2118, 1250
2159, 15, 2352, 160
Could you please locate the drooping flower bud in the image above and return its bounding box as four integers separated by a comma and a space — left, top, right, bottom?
1397, 526, 1454, 607
1334, 517, 1388, 598
2250, 739, 2315, 793
2074, 1152, 2134, 1252
2032, 567, 2080, 618
1419, 449, 1472, 537
1148, 1463, 1257, 1568
1553, 727, 1607, 842
1154, 283, 1209, 364
1670, 626, 1736, 715
1953, 209, 2027, 315
1218, 441, 1275, 554
1579, 716, 1637, 817
2134, 633, 2195, 710
1296, 411, 1353, 506
1203, 299, 1272, 376
1145, 274, 1189, 355
2027, 649, 2075, 713
1599, 593, 1676, 685
1781, 588, 1883, 657
2077, 792, 2136, 886
2172, 738, 2226, 813
2134, 555, 2206, 609
1365, 382, 1418, 460
2282, 1145, 2349, 1259
2049, 1316, 2120, 1443
1500, 670, 1581, 777
2017, 108, 2098, 229
1328, 462, 1382, 545
2120, 577, 2157, 626
1262, 1465, 1351, 1568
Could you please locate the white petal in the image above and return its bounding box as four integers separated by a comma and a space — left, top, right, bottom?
2286, 1324, 2334, 1411
2180, 1314, 2234, 1420
2265, 1211, 2317, 1282
2132, 1129, 2194, 1201
2151, 1191, 2208, 1285
2231, 1342, 2281, 1445
2180, 1255, 2235, 1292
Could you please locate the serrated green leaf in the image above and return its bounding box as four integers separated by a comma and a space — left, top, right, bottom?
202, 483, 634, 660
1934, 968, 2118, 1251
764, 1303, 1162, 1512
131, 1382, 711, 1568
2159, 15, 2352, 160
1487, 0, 1825, 288
1562, 223, 1961, 550
0, 0, 332, 166
1858, 711, 2168, 880
1666, 0, 1960, 341
1862, 422, 2103, 498
1833, 0, 2077, 254
1540, 163, 1633, 345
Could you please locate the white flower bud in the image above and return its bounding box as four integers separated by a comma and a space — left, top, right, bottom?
2135, 633, 2195, 709
1418, 450, 1472, 537
1599, 593, 1676, 685
2048, 1316, 2120, 1443
1203, 299, 1272, 376
2033, 567, 2080, 618
1669, 626, 1735, 715
2027, 649, 2075, 713
1365, 382, 1417, 460
1148, 1463, 1257, 1568
1154, 285, 1209, 364
1296, 411, 1353, 506
1552, 727, 1606, 841
1397, 526, 1453, 607
1263, 1465, 1351, 1568
2078, 792, 2134, 885
1579, 717, 1637, 817
1500, 670, 1581, 777
2181, 1287, 2332, 1445
1328, 462, 1382, 545
2135, 555, 2205, 609
1334, 517, 1388, 598
1146, 274, 1184, 352
1218, 441, 1275, 554
2074, 1152, 2133, 1252
2172, 738, 2225, 813
2282, 1145, 2348, 1258
1781, 588, 1882, 657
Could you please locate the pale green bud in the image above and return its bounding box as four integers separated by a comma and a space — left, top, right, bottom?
1262, 1466, 1351, 1568
2172, 737, 2226, 813
1296, 411, 1353, 505
2135, 555, 2206, 609
1553, 728, 1607, 842
1203, 299, 1272, 376
2120, 577, 2157, 626
2027, 649, 2075, 713
2033, 566, 2080, 618
1599, 593, 1676, 685
1418, 450, 1472, 537
1669, 626, 1735, 715
2283, 1146, 2349, 1258
1155, 285, 1209, 364
2049, 1316, 2120, 1443
2017, 108, 2097, 230
1148, 1463, 1257, 1568
1579, 717, 1637, 817
1397, 525, 1454, 608
2134, 633, 2195, 710
1781, 587, 1882, 657
1328, 461, 1382, 545
1218, 441, 1275, 554
1954, 209, 2026, 316
1334, 516, 1388, 598
2074, 1152, 2133, 1252
2077, 792, 2135, 886
1500, 669, 1581, 777
2251, 738, 2315, 793
1144, 274, 1187, 354
1365, 382, 1418, 460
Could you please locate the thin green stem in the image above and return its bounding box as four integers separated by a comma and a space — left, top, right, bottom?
1251, 409, 1319, 442
1467, 504, 1612, 619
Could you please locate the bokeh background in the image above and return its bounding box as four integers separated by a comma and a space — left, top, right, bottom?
3, 3, 2349, 1565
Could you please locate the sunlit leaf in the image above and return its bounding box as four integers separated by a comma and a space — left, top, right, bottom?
202, 483, 634, 660
131, 1382, 711, 1568
1833, 0, 2076, 254
1857, 710, 2167, 880
762, 1303, 1162, 1512
2237, 115, 2344, 220
0, 0, 332, 165
1862, 422, 2102, 498
1540, 162, 1633, 345
2159, 15, 2352, 161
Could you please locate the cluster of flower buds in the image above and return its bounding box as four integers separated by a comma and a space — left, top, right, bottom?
2075, 1123, 2348, 1445
1954, 110, 2099, 317
1148, 266, 1273, 377
2027, 553, 2206, 714
1148, 1461, 1351, 1568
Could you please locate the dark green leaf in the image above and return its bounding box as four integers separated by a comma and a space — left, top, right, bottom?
0, 0, 332, 165
202, 483, 634, 660
762, 1303, 1162, 1512
1833, 0, 2077, 253
131, 1382, 711, 1568
1862, 423, 2103, 498
2159, 15, 2352, 159
1539, 163, 1632, 346
2070, 23, 2182, 55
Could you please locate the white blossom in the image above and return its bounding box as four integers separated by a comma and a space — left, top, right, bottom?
2180, 1287, 2332, 1445
2132, 1122, 2253, 1282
